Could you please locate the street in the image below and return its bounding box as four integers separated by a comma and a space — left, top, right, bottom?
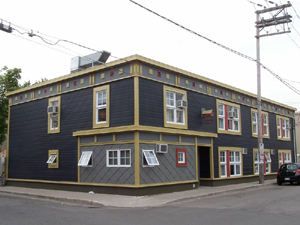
0, 184, 299, 225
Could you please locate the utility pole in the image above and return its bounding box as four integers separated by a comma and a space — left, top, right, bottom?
255, 2, 292, 184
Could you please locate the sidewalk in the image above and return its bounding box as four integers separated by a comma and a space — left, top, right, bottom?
0, 180, 275, 208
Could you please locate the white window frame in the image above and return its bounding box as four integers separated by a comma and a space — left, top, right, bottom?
46, 154, 57, 164
78, 151, 93, 167
277, 116, 290, 140
178, 152, 185, 163
265, 152, 271, 173
218, 104, 225, 130
49, 100, 59, 130
96, 90, 107, 124
106, 149, 131, 167
143, 149, 159, 167
229, 151, 241, 176
227, 106, 240, 132
220, 150, 227, 177
166, 91, 185, 125
252, 111, 269, 137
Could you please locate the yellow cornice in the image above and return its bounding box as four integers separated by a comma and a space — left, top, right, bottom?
5, 54, 296, 111
73, 125, 218, 138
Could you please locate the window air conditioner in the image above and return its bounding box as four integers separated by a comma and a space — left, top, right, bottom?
228, 111, 236, 118
270, 149, 275, 156
242, 148, 247, 154
156, 144, 168, 154
177, 100, 188, 109
47, 106, 58, 114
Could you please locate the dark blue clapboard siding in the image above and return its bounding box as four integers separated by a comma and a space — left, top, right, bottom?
213, 106, 295, 178
8, 78, 134, 181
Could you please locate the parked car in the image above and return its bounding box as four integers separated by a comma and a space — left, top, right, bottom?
277, 163, 300, 185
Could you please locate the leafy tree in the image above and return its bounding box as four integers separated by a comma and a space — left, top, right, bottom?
0, 67, 30, 145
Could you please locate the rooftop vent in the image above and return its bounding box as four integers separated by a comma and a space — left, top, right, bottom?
71, 50, 111, 73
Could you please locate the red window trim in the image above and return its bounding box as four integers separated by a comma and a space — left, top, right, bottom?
176, 148, 187, 167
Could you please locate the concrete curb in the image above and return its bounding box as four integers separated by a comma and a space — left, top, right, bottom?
0, 181, 275, 208
0, 190, 105, 207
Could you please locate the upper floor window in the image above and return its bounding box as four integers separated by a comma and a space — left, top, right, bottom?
251, 109, 269, 138
93, 85, 110, 128
217, 100, 241, 135
164, 86, 188, 129
48, 96, 61, 134
276, 115, 291, 141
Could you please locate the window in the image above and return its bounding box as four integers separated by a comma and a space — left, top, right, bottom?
219, 148, 242, 178
164, 86, 188, 129
251, 109, 269, 138
176, 148, 187, 167
278, 150, 292, 166
216, 100, 241, 135
93, 85, 110, 128
106, 149, 131, 167
253, 149, 271, 174
48, 96, 61, 134
47, 150, 59, 169
143, 149, 159, 167
78, 151, 93, 167
276, 116, 291, 141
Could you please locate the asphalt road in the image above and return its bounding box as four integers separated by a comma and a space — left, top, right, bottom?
0, 183, 299, 225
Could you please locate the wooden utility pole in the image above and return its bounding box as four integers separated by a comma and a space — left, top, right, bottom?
255, 2, 292, 184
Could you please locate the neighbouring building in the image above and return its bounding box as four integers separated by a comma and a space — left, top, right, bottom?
5, 54, 297, 195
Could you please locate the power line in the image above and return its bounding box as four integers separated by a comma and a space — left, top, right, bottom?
129, 0, 300, 96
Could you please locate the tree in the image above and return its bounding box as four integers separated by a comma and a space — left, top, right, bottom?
0, 66, 30, 145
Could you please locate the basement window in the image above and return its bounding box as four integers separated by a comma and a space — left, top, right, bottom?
143, 149, 159, 167
78, 151, 93, 167
47, 154, 57, 164
47, 150, 59, 169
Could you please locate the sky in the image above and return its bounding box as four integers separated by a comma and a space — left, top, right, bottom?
1, 0, 300, 111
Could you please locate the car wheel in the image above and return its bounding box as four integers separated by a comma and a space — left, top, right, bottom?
277, 180, 282, 185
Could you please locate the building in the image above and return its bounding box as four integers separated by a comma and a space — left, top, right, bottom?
5, 55, 296, 195
295, 112, 300, 163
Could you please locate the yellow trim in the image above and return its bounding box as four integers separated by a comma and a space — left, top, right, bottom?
200, 173, 277, 180
134, 132, 140, 186
251, 109, 270, 139
5, 178, 197, 188
47, 96, 61, 134
78, 138, 81, 182
210, 138, 214, 179
5, 55, 296, 112
163, 86, 188, 129
207, 84, 211, 94
73, 125, 218, 138
93, 85, 110, 128
195, 137, 198, 180
48, 150, 59, 169
218, 147, 243, 179
278, 149, 292, 168
216, 99, 242, 135
276, 115, 291, 141
253, 148, 271, 175
134, 76, 139, 126
57, 83, 61, 93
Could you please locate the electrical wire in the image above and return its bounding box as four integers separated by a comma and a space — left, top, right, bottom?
129, 0, 300, 96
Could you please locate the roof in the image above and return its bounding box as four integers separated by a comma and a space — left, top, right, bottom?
6, 54, 296, 111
